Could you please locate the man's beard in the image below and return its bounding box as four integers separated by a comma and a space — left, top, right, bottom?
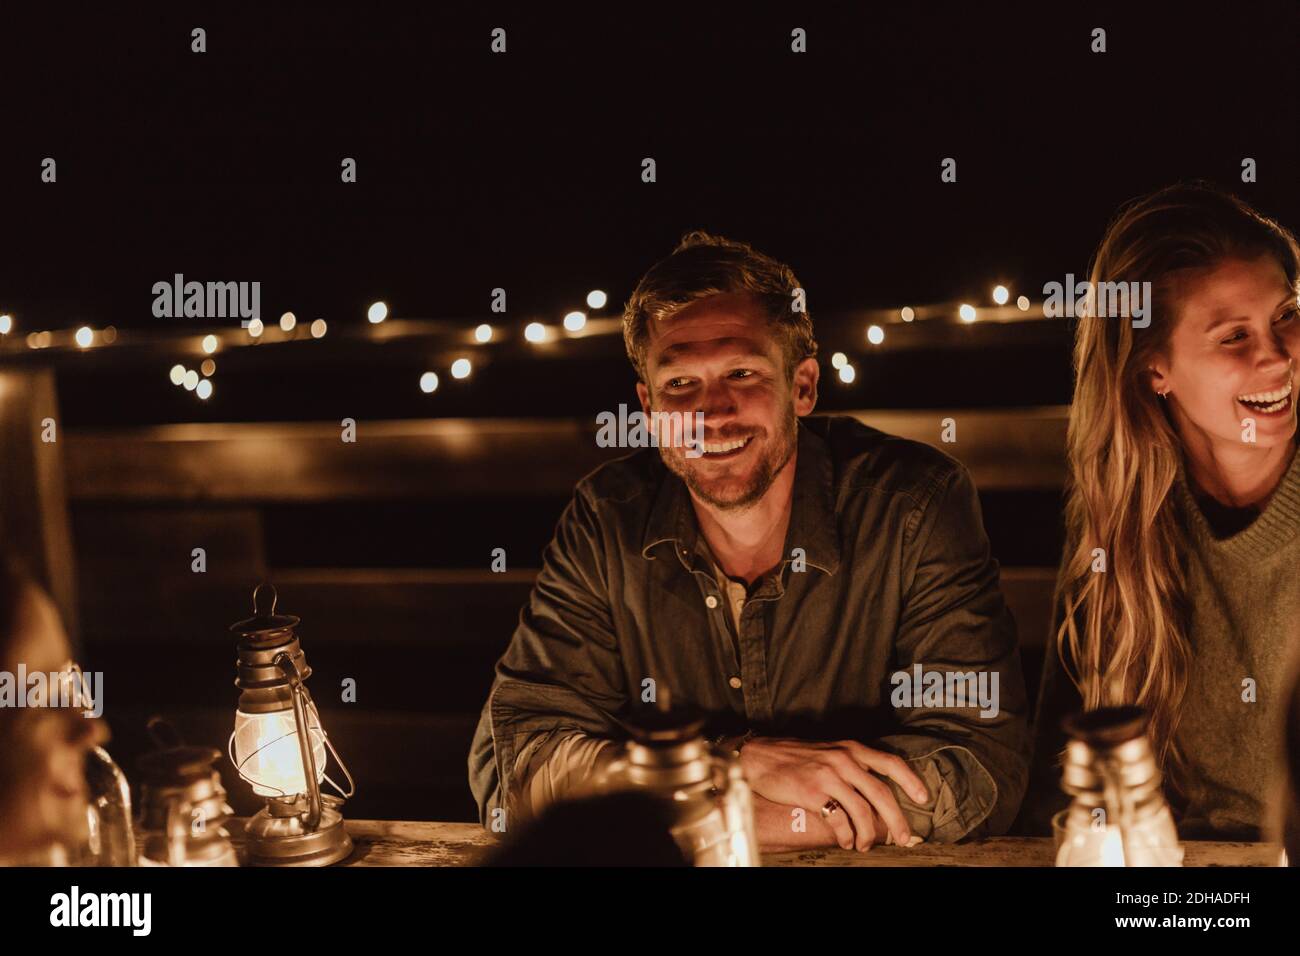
657, 403, 799, 512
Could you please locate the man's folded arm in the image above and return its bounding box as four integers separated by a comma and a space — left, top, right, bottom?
468, 483, 628, 829
512, 730, 618, 815
872, 463, 1031, 843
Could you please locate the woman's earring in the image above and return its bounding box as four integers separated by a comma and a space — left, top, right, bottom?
1157, 389, 1169, 400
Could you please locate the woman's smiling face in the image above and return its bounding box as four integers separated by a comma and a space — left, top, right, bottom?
1151, 255, 1300, 451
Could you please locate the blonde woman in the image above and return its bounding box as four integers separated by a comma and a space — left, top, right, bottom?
1025, 183, 1300, 840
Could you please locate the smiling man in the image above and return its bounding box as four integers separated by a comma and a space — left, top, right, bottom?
468, 231, 1029, 850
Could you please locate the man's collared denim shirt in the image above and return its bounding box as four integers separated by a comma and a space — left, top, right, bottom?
469, 414, 1029, 842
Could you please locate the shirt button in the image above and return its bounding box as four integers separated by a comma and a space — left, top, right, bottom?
728, 677, 743, 689
705, 595, 719, 609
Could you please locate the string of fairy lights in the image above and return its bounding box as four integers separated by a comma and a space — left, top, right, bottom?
0, 282, 1043, 400
830, 283, 1034, 384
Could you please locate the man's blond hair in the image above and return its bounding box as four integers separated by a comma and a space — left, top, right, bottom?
622, 230, 817, 384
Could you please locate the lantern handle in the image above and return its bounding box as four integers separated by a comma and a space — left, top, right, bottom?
252, 582, 278, 617
275, 652, 323, 830
146, 715, 185, 751
321, 730, 357, 800
298, 683, 356, 799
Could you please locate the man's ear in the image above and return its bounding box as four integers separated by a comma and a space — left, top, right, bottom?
635, 381, 652, 418
792, 356, 819, 416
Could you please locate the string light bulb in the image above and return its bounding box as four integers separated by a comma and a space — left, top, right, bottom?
75, 326, 94, 348
202, 334, 219, 354
1017, 296, 1031, 311
866, 325, 885, 345
0, 314, 13, 335
959, 304, 977, 323
450, 358, 472, 379
586, 290, 608, 309
474, 324, 493, 343
367, 301, 388, 324
169, 364, 186, 386
524, 322, 546, 343
183, 369, 199, 391
900, 307, 915, 322
563, 311, 586, 332
196, 379, 213, 400
280, 312, 297, 332
831, 352, 847, 369
247, 319, 264, 338
310, 319, 327, 338
838, 364, 856, 384
419, 372, 439, 393
992, 285, 1010, 306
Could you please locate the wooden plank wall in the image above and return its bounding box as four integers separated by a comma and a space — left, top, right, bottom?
53, 409, 1066, 822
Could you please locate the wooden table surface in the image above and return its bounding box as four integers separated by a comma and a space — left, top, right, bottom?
227, 818, 1282, 867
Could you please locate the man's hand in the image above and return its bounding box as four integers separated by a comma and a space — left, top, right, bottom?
740, 738, 930, 851
751, 793, 888, 852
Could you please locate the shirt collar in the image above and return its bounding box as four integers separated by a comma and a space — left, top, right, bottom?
640, 417, 841, 576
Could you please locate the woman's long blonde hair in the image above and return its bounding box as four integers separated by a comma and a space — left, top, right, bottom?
1059, 183, 1300, 788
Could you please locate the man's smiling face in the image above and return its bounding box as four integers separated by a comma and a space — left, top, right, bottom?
635, 292, 818, 511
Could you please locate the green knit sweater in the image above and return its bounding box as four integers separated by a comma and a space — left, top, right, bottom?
1022, 445, 1300, 840
1172, 445, 1300, 838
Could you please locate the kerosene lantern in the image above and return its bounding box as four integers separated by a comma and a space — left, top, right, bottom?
228, 583, 355, 866
591, 710, 759, 866
136, 744, 238, 866
1055, 706, 1183, 866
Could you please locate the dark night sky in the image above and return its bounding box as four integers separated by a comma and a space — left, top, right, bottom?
0, 3, 1296, 421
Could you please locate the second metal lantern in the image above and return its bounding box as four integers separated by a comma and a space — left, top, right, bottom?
228, 583, 356, 866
